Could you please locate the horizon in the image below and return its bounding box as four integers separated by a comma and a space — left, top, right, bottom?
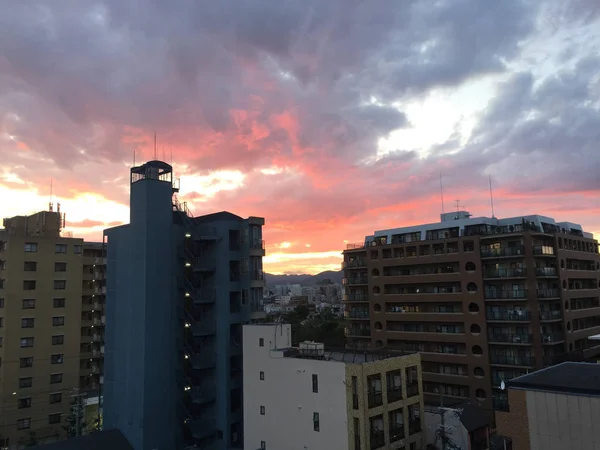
1, 1, 599, 274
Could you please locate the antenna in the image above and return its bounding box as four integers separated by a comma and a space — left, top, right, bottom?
153, 132, 157, 160
439, 172, 445, 214
454, 199, 460, 213
489, 174, 496, 218
49, 178, 53, 212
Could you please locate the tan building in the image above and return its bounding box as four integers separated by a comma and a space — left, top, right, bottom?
496, 362, 600, 450
343, 212, 600, 413
243, 323, 425, 450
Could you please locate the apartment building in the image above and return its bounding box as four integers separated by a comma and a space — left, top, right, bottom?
243, 323, 425, 450
0, 210, 84, 448
342, 211, 600, 414
103, 160, 266, 450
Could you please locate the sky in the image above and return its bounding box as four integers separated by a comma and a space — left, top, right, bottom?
1, 0, 599, 275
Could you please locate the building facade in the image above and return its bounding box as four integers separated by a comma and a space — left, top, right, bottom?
243, 323, 425, 450
0, 210, 84, 448
103, 160, 265, 450
342, 212, 600, 413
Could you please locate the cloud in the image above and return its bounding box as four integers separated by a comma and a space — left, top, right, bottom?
0, 0, 599, 274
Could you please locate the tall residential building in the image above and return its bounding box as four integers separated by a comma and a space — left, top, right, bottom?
342, 211, 600, 414
0, 210, 84, 448
103, 160, 266, 450
243, 323, 425, 450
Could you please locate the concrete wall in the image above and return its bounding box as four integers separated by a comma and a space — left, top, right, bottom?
495, 389, 530, 450
243, 324, 349, 450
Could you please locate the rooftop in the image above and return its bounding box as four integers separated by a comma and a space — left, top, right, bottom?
508, 362, 600, 397
283, 345, 411, 364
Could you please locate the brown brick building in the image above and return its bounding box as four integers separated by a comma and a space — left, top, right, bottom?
342, 211, 600, 413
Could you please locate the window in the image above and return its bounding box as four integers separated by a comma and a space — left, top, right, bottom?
54, 262, 67, 272
19, 377, 33, 388
0, 337, 2, 347
48, 413, 61, 424
51, 354, 63, 364
52, 316, 65, 327
74, 245, 82, 254
54, 280, 66, 290
22, 299, 35, 309
312, 374, 319, 393
260, 442, 266, 450
0, 317, 3, 328
20, 337, 34, 348
53, 298, 65, 308
17, 418, 31, 430
50, 373, 63, 384
23, 261, 37, 271
20, 357, 33, 368
260, 371, 265, 381
260, 405, 265, 415
52, 335, 64, 345
49, 393, 62, 404
55, 244, 67, 254
0, 298, 3, 308
313, 412, 320, 432
21, 318, 34, 328
259, 338, 264, 347
23, 280, 36, 290
24, 243, 37, 253
18, 397, 32, 409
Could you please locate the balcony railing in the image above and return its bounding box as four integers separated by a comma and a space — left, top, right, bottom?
343, 259, 367, 269
533, 246, 555, 255
490, 354, 534, 366
542, 332, 565, 343
481, 246, 525, 258
484, 289, 527, 300
368, 391, 383, 408
346, 243, 366, 250
369, 430, 385, 450
347, 311, 370, 319
346, 328, 371, 337
537, 289, 560, 298
488, 333, 533, 344
487, 310, 531, 321
484, 268, 526, 278
540, 310, 562, 320
344, 277, 369, 285
346, 294, 369, 302
406, 382, 419, 397
387, 386, 403, 403
250, 239, 265, 250
251, 270, 264, 281
408, 420, 422, 435
535, 267, 557, 277
389, 425, 405, 442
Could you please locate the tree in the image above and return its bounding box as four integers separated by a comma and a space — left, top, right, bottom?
63, 389, 87, 438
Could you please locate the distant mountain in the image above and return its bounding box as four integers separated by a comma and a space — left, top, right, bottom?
265, 270, 343, 286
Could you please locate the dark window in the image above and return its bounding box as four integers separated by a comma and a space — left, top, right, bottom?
50, 373, 63, 384
74, 245, 82, 254
48, 413, 61, 424
0, 336, 2, 347
18, 397, 32, 409
23, 261, 37, 271
23, 280, 36, 290
312, 374, 319, 393
20, 337, 34, 348
24, 243, 37, 252
49, 393, 62, 404
0, 298, 3, 308
54, 280, 66, 290
260, 405, 265, 415
21, 318, 34, 328
54, 262, 67, 272
53, 298, 65, 308
260, 371, 265, 380
55, 244, 67, 254
19, 377, 33, 388
20, 357, 33, 368
313, 412, 320, 432
52, 335, 64, 345
51, 354, 63, 364
22, 299, 35, 309
17, 418, 31, 430
259, 338, 264, 347
52, 316, 65, 326
0, 317, 3, 327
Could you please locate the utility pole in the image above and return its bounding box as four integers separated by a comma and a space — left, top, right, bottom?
69, 388, 87, 437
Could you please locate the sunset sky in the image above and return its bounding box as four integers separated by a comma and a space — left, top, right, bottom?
1, 1, 599, 275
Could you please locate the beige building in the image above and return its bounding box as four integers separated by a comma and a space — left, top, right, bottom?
243, 323, 425, 450
0, 210, 105, 449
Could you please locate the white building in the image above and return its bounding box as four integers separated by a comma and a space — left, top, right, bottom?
243, 324, 425, 450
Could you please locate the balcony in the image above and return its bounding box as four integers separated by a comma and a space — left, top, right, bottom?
533, 246, 555, 256
487, 310, 531, 321
535, 267, 557, 277
542, 332, 565, 343
488, 333, 533, 344
344, 276, 369, 286
192, 319, 216, 336
484, 289, 527, 300
190, 352, 217, 369
190, 385, 216, 404
368, 391, 383, 408
347, 310, 370, 319
484, 268, 526, 278
369, 430, 385, 450
346, 328, 371, 337
190, 256, 216, 272
408, 420, 422, 435
345, 294, 369, 302
387, 386, 403, 403
193, 288, 216, 305
189, 418, 217, 439
249, 239, 266, 256
251, 269, 265, 284
481, 246, 525, 258
540, 310, 562, 321
406, 382, 419, 398
489, 354, 534, 367
389, 425, 405, 442
343, 259, 367, 269
537, 289, 560, 299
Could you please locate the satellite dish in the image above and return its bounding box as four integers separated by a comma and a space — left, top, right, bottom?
500, 380, 506, 391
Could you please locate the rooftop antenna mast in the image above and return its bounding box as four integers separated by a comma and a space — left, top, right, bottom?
489, 174, 496, 218
49, 178, 54, 212
154, 132, 157, 160
133, 149, 136, 167
454, 199, 460, 213
439, 172, 445, 214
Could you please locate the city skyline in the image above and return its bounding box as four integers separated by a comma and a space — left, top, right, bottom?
1, 1, 599, 275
